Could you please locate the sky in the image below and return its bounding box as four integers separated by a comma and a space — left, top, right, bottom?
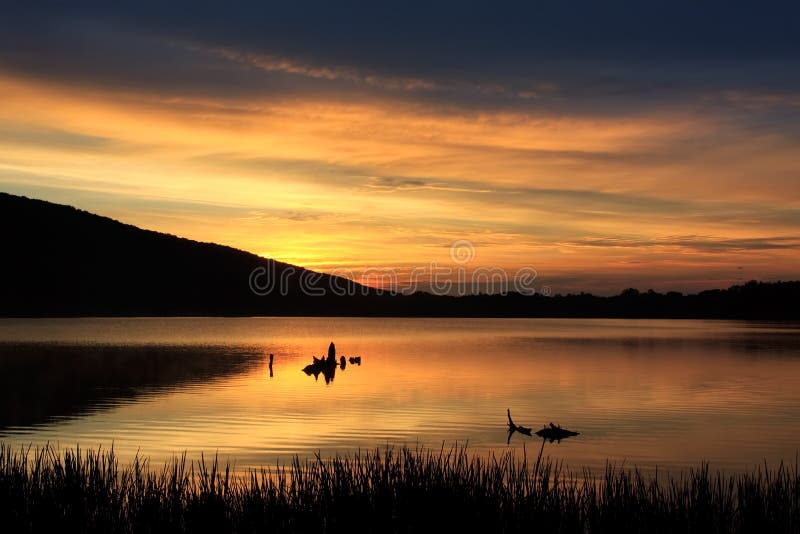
1, 1, 799, 295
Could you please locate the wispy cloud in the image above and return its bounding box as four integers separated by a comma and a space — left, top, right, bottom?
207, 46, 441, 92
0, 123, 115, 151
362, 176, 494, 194
564, 236, 800, 253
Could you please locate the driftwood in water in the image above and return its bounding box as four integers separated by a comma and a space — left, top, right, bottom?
507, 409, 580, 444
507, 409, 532, 436
303, 344, 363, 386
535, 422, 580, 443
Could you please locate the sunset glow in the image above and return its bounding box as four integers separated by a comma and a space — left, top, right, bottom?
1, 4, 799, 294
3, 6, 800, 530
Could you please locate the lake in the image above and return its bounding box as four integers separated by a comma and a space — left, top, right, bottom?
0, 317, 798, 474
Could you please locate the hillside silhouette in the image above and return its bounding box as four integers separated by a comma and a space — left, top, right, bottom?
2, 192, 799, 319
1, 192, 369, 316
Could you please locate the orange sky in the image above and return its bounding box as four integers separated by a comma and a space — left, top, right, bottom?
1, 5, 799, 294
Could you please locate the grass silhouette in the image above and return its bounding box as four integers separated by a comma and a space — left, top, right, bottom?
0, 443, 798, 533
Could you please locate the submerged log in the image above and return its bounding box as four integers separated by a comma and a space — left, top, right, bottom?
506, 409, 532, 436
535, 422, 580, 442
507, 409, 580, 444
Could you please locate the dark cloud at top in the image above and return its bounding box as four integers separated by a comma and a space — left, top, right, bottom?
13, 1, 798, 65
1, 0, 799, 114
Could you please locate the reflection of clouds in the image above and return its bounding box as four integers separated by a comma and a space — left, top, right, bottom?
3, 317, 799, 473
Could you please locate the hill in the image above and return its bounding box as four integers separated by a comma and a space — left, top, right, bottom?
0, 192, 369, 316
2, 192, 799, 319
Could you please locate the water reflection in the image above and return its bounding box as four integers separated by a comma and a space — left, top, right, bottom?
0, 343, 263, 428
0, 318, 798, 474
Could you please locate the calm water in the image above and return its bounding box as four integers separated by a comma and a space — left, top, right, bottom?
0, 317, 799, 474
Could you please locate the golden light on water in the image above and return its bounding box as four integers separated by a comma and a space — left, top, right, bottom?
1, 318, 799, 473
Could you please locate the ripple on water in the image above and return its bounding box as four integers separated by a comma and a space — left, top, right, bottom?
0, 317, 799, 474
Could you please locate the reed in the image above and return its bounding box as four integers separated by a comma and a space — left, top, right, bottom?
0, 443, 798, 533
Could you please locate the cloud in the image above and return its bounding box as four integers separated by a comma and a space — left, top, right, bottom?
0, 123, 114, 151
362, 176, 495, 194
1, 1, 799, 294
2, 2, 800, 118
564, 236, 800, 253
183, 150, 800, 232
206, 46, 441, 92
